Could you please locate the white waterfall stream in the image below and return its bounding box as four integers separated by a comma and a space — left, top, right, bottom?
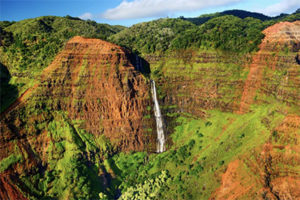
150, 80, 165, 153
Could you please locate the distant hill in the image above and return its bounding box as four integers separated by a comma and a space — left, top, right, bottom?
109, 18, 195, 54
111, 9, 299, 54
182, 9, 272, 25
110, 14, 266, 54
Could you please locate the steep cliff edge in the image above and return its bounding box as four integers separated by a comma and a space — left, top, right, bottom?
239, 21, 300, 113
146, 21, 300, 117
0, 36, 154, 199
36, 36, 153, 151
211, 21, 300, 200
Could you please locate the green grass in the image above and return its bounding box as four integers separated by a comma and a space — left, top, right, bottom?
110, 103, 286, 199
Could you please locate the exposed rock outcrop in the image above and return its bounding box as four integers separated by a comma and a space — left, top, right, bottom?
210, 21, 300, 200
1, 36, 154, 152
239, 21, 300, 113
0, 36, 155, 199
36, 36, 153, 151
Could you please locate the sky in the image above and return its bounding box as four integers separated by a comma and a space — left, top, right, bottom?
1, 0, 299, 26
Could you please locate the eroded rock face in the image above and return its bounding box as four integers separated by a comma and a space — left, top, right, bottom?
143, 21, 300, 200
145, 52, 248, 120
146, 21, 300, 118
2, 36, 153, 152
260, 21, 300, 52
34, 36, 153, 151
0, 36, 155, 199
210, 21, 300, 200
239, 21, 300, 113
211, 115, 300, 200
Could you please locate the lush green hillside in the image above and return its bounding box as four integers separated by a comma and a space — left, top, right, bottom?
171, 15, 265, 52
182, 9, 300, 25
107, 105, 289, 199
182, 9, 272, 25
109, 18, 196, 54
110, 11, 299, 54
110, 15, 266, 54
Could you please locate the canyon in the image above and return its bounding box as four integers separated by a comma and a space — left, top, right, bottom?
144, 20, 300, 199
0, 15, 299, 200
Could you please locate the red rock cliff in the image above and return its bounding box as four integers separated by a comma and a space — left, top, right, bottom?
35, 36, 153, 151
0, 36, 156, 199
211, 21, 300, 200
239, 21, 300, 113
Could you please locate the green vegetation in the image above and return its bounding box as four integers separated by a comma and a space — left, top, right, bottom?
111, 11, 299, 55
41, 113, 104, 199
2, 16, 124, 73
182, 9, 272, 25
119, 170, 171, 200
111, 15, 266, 53
0, 153, 22, 173
109, 18, 195, 54
107, 104, 286, 199
14, 111, 108, 200
171, 16, 265, 53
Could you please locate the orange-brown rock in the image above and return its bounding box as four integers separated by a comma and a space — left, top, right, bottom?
36, 36, 154, 151
211, 22, 300, 200
0, 173, 27, 200
0, 36, 156, 199
1, 36, 154, 152
239, 21, 300, 113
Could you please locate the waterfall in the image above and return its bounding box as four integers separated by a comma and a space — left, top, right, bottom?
150, 80, 165, 153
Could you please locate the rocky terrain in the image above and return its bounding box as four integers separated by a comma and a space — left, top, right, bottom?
0, 36, 155, 199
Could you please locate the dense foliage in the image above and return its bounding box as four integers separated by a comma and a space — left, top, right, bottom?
171, 16, 265, 53
111, 16, 266, 54
1, 16, 125, 72
119, 170, 171, 200
182, 9, 271, 25
110, 11, 299, 54
109, 18, 196, 54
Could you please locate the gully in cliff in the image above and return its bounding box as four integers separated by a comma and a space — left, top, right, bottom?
150, 80, 166, 153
